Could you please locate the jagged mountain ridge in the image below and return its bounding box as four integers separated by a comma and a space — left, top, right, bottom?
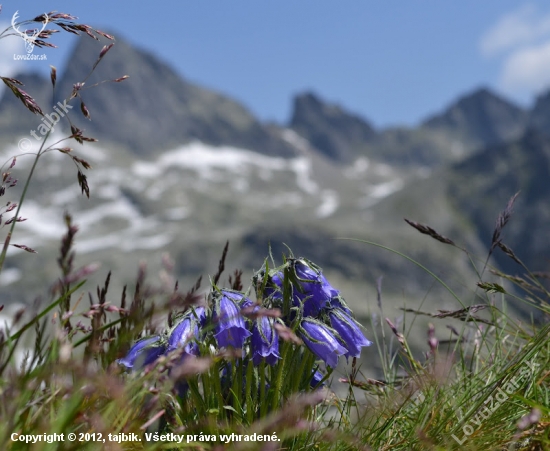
0, 31, 549, 329
527, 90, 550, 137
288, 87, 530, 167
1, 34, 298, 158
422, 87, 528, 149
289, 92, 377, 162
55, 34, 302, 158
0, 33, 537, 165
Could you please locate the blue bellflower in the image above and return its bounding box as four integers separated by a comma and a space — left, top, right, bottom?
117, 335, 166, 370
263, 260, 341, 317
167, 307, 207, 398
221, 289, 253, 306
167, 306, 206, 356
328, 309, 372, 358
251, 315, 281, 366
300, 318, 348, 368
212, 290, 252, 349
293, 260, 339, 316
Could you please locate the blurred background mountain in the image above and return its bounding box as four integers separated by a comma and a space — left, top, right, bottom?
1, 33, 548, 360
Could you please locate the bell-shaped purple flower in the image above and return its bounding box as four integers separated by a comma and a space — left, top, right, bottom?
260, 259, 340, 317
295, 259, 339, 300
300, 318, 348, 368
221, 290, 252, 306
117, 335, 166, 370
251, 316, 280, 366
328, 309, 372, 358
167, 307, 206, 355
212, 290, 252, 349
167, 307, 207, 398
295, 259, 339, 315
261, 271, 283, 302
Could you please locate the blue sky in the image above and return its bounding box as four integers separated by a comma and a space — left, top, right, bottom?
2, 1, 550, 128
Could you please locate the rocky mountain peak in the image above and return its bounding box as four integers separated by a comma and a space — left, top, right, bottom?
527, 89, 550, 137
52, 32, 298, 157
422, 86, 527, 148
289, 91, 377, 163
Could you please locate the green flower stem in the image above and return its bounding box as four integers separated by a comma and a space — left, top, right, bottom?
0, 130, 51, 273
201, 361, 212, 405
282, 266, 292, 319
229, 359, 244, 421
187, 379, 205, 417
245, 358, 254, 424
266, 265, 295, 410
259, 360, 267, 418
292, 349, 314, 393
210, 359, 226, 421
269, 340, 291, 411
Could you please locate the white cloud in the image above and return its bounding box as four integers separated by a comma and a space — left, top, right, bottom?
481, 4, 550, 96
480, 4, 550, 56
500, 41, 550, 93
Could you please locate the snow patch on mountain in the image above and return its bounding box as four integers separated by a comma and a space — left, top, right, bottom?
132, 141, 319, 194
17, 201, 65, 239
369, 179, 405, 198
316, 190, 339, 218
288, 157, 318, 194
343, 157, 370, 179
75, 197, 141, 230
358, 179, 405, 208
76, 231, 172, 253
281, 129, 311, 153
164, 206, 191, 220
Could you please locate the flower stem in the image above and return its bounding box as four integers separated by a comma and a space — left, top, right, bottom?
245, 358, 254, 424
292, 349, 314, 393
269, 340, 290, 411
259, 360, 267, 418
0, 130, 51, 273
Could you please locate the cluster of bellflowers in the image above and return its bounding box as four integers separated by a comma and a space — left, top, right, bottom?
117, 257, 372, 391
